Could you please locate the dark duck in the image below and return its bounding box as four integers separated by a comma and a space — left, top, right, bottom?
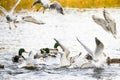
12, 48, 27, 62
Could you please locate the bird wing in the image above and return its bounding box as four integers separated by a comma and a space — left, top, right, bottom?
10, 0, 21, 14
103, 9, 112, 23
92, 15, 110, 32
50, 1, 64, 15
22, 16, 44, 24
50, 1, 58, 9
0, 6, 8, 15
69, 52, 81, 63
94, 37, 104, 58
76, 37, 94, 57
103, 9, 117, 36
108, 21, 117, 36
32, 0, 42, 7
54, 38, 70, 58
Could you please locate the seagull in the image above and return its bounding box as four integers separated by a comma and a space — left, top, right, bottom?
92, 9, 117, 38
76, 37, 107, 68
0, 0, 21, 29
32, 0, 64, 15
18, 51, 40, 68
54, 38, 81, 67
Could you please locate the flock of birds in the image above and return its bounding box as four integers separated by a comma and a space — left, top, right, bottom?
11, 37, 107, 69
0, 0, 118, 70
0, 0, 64, 29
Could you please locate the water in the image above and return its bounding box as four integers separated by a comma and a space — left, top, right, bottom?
0, 8, 120, 80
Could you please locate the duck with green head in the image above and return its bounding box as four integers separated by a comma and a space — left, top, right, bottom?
39, 42, 60, 58
12, 48, 27, 62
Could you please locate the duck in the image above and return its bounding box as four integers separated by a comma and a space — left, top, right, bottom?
38, 42, 60, 58
12, 48, 27, 62
92, 8, 117, 38
54, 38, 81, 67
32, 42, 60, 66
19, 42, 60, 66
32, 0, 64, 15
75, 37, 108, 68
0, 0, 21, 29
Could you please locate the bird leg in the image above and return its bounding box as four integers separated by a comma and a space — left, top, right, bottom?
13, 21, 17, 28
36, 7, 41, 12
42, 7, 47, 13
8, 22, 11, 30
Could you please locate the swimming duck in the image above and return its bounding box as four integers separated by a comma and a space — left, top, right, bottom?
54, 38, 81, 67
92, 9, 116, 38
12, 48, 27, 62
38, 42, 60, 58
0, 0, 21, 29
32, 0, 64, 15
76, 37, 107, 68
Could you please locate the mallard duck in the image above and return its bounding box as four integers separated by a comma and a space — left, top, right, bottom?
12, 48, 27, 62
32, 0, 64, 15
76, 37, 107, 68
38, 42, 60, 58
0, 0, 21, 29
92, 9, 116, 38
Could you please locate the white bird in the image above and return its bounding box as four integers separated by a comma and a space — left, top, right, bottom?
0, 0, 21, 29
92, 9, 117, 38
54, 38, 81, 67
18, 51, 40, 68
76, 37, 107, 68
32, 0, 64, 15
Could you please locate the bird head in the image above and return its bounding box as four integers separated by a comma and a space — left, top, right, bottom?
18, 48, 27, 56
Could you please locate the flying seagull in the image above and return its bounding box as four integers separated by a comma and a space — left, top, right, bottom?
32, 0, 64, 15
76, 37, 107, 68
0, 0, 21, 29
92, 9, 117, 38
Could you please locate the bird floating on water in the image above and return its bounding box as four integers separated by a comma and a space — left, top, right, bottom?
0, 0, 21, 29
32, 0, 64, 15
12, 48, 27, 62
92, 9, 117, 38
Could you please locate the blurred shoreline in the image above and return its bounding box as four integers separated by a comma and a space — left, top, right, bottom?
0, 0, 120, 12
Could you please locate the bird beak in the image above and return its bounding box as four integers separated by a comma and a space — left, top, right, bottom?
24, 51, 28, 53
